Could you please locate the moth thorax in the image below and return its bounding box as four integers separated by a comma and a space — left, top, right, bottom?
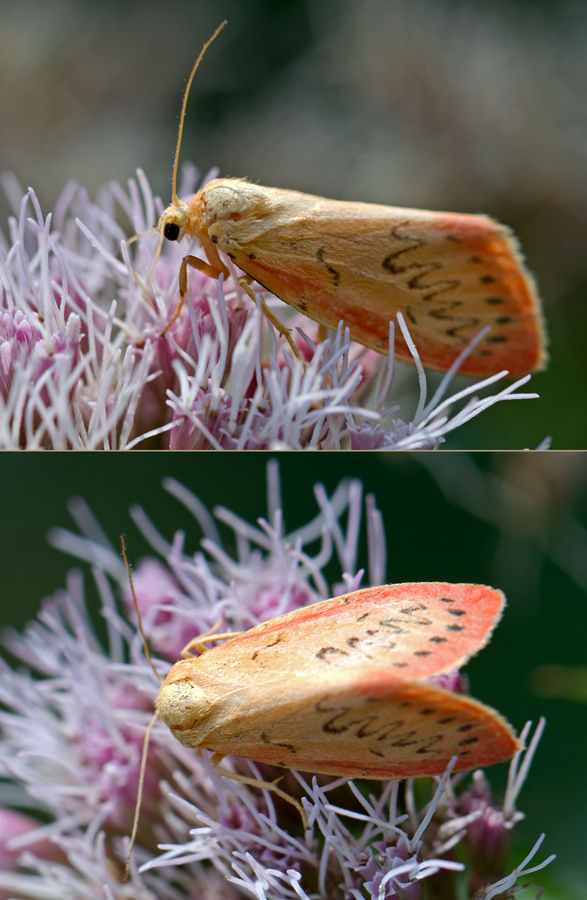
201, 180, 265, 224
157, 678, 211, 736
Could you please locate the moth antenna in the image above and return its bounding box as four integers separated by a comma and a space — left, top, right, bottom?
127, 226, 158, 248
121, 535, 163, 880
124, 708, 160, 882
120, 535, 162, 685
171, 20, 227, 202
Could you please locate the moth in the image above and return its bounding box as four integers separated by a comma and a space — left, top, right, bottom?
153, 24, 547, 378
157, 582, 521, 780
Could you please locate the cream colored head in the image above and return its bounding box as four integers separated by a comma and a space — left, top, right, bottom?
158, 673, 212, 747
158, 199, 191, 245
151, 198, 192, 283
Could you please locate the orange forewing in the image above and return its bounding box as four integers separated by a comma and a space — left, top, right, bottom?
157, 583, 521, 779
182, 582, 505, 683
188, 179, 546, 377
172, 674, 520, 779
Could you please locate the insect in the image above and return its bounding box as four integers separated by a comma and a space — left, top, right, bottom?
153, 24, 547, 377
157, 582, 521, 780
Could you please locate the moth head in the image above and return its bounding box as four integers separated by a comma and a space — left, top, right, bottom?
157, 662, 212, 746
145, 200, 192, 286
158, 200, 191, 244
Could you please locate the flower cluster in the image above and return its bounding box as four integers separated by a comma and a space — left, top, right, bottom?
0, 166, 538, 449
0, 467, 554, 899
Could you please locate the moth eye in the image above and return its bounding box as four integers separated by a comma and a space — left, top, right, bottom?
164, 222, 181, 241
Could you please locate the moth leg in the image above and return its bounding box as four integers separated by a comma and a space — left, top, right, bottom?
238, 277, 304, 364
181, 621, 244, 659
209, 752, 308, 829
161, 255, 223, 336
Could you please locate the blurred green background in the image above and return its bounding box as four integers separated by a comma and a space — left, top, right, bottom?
0, 450, 585, 897
0, 0, 585, 448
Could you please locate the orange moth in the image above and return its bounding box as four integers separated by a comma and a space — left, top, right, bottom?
154, 24, 547, 378
157, 582, 521, 780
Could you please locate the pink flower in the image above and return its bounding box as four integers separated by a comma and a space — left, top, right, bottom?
0, 809, 65, 899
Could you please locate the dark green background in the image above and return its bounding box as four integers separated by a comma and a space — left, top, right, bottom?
0, 451, 585, 894
0, 0, 585, 448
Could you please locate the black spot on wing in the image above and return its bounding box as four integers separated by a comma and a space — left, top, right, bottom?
382, 225, 425, 275
316, 247, 341, 289
399, 604, 429, 615
315, 696, 410, 740
445, 318, 481, 342
346, 636, 374, 659
251, 633, 283, 662
415, 734, 443, 755
260, 733, 297, 754
410, 270, 461, 302
379, 604, 432, 629
316, 646, 349, 662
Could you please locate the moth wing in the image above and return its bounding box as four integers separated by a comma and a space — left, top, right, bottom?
187, 583, 505, 685
216, 188, 545, 376
198, 669, 521, 778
